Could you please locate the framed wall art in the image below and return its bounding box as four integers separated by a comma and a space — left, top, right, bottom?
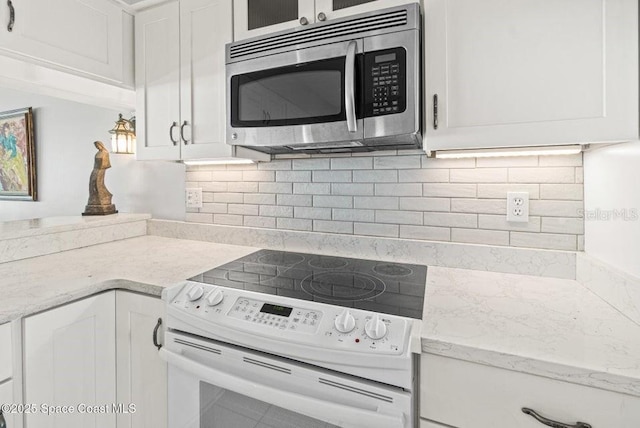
0, 107, 36, 201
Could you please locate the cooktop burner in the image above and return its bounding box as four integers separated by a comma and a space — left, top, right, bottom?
190, 250, 427, 319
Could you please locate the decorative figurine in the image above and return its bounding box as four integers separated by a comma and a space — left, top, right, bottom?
82, 141, 117, 216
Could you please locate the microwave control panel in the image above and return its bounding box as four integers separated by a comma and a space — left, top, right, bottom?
363, 47, 407, 117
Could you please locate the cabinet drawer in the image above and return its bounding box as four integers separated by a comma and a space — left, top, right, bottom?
0, 323, 11, 382
421, 353, 640, 428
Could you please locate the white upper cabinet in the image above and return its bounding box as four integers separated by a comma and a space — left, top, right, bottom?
424, 0, 639, 152
180, 0, 233, 159
0, 0, 132, 85
233, 0, 412, 40
136, 0, 265, 161
135, 2, 182, 160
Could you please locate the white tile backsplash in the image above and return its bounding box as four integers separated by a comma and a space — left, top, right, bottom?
185, 151, 584, 250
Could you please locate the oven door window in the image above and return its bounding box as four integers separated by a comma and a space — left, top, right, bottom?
231, 57, 348, 127
201, 382, 340, 428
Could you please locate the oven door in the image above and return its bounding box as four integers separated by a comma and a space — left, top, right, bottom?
162, 331, 412, 428
226, 39, 364, 150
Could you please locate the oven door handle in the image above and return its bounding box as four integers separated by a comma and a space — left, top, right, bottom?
345, 40, 358, 133
160, 348, 405, 428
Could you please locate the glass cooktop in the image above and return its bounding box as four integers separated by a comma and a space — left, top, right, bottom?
189, 249, 427, 319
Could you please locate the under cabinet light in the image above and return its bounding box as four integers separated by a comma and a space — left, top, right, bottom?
434, 145, 585, 159
183, 159, 255, 166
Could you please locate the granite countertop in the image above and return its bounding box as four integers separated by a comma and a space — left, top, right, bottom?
421, 266, 640, 397
0, 235, 257, 324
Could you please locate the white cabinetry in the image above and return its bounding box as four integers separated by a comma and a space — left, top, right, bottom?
136, 0, 266, 161
233, 0, 412, 40
116, 291, 167, 428
420, 353, 640, 428
0, 380, 15, 428
0, 323, 11, 382
23, 293, 116, 428
0, 0, 132, 85
424, 0, 639, 152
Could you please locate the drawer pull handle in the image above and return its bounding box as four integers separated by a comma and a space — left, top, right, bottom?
522, 408, 592, 428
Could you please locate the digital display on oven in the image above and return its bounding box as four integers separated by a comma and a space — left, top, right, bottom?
260, 303, 293, 317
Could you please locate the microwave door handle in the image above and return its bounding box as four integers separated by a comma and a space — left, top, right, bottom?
160, 348, 404, 428
345, 40, 357, 133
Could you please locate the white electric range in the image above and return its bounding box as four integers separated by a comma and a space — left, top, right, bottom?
161, 249, 427, 428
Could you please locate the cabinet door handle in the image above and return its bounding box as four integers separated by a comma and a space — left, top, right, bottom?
299, 16, 309, 25
7, 0, 14, 32
152, 318, 163, 350
169, 122, 178, 145
433, 94, 438, 130
522, 408, 592, 428
317, 12, 326, 21
180, 120, 189, 144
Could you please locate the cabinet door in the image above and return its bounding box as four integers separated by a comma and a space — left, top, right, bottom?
23, 293, 116, 428
421, 353, 640, 428
179, 0, 234, 160
233, 0, 315, 40
424, 0, 639, 151
0, 380, 15, 428
116, 292, 167, 428
0, 0, 124, 83
314, 0, 413, 21
135, 2, 182, 161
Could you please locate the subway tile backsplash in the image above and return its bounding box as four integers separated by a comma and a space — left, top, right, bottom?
185, 151, 585, 251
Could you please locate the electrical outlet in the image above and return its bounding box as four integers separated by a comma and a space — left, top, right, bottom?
185, 188, 203, 208
507, 192, 529, 223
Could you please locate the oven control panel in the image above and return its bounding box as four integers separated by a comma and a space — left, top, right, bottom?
168, 281, 411, 356
228, 297, 322, 334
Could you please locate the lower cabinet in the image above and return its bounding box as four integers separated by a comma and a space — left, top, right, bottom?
115, 291, 166, 428
24, 292, 116, 428
420, 353, 640, 428
0, 380, 15, 428
22, 290, 166, 428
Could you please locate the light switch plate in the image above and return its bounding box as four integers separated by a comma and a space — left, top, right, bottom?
507, 192, 529, 223
186, 188, 203, 208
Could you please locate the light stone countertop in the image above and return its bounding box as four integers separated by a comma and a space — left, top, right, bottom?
421, 266, 640, 397
2, 233, 638, 398
0, 213, 151, 240
0, 235, 257, 324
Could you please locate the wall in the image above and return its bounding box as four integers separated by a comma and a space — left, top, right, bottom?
0, 87, 185, 222
584, 141, 640, 278
185, 150, 585, 251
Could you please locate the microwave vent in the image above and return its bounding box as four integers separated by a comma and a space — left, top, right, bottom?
229, 8, 409, 60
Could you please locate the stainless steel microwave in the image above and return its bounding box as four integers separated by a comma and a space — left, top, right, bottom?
225, 3, 421, 154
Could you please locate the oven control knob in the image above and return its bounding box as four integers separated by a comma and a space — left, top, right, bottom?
187, 285, 204, 301
205, 288, 224, 306
365, 314, 387, 340
334, 309, 356, 333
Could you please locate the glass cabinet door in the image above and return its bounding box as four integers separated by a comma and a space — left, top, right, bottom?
234, 0, 315, 41
314, 0, 415, 21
